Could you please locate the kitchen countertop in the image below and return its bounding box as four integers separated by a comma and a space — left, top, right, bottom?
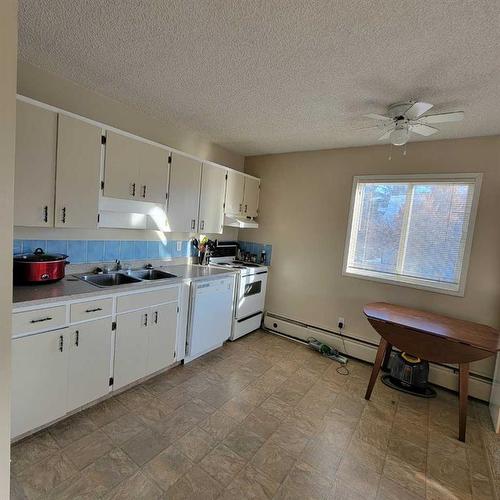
13, 264, 237, 308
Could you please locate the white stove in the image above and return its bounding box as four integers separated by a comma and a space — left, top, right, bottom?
209, 243, 268, 340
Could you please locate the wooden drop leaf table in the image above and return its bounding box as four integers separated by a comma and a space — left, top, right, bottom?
363, 302, 500, 442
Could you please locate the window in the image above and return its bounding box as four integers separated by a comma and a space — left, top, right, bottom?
343, 174, 482, 295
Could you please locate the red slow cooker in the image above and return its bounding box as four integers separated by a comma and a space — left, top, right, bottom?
13, 247, 69, 284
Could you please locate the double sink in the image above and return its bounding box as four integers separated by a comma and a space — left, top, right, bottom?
76, 269, 177, 288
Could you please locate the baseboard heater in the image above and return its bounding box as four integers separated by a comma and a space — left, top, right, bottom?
263, 312, 492, 402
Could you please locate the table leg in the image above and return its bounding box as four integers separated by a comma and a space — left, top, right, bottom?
381, 343, 392, 372
459, 363, 469, 442
365, 337, 389, 400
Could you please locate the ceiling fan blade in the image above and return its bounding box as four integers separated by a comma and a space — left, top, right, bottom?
378, 129, 392, 141
356, 126, 383, 131
364, 113, 392, 122
405, 102, 433, 120
418, 111, 464, 124
409, 123, 439, 136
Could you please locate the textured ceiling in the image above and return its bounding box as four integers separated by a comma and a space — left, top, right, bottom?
19, 1, 500, 155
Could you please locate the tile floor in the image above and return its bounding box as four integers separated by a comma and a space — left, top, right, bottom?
10, 330, 499, 499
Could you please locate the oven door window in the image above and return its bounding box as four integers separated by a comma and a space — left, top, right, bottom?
244, 280, 262, 297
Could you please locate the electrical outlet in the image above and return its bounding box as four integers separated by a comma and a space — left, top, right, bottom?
338, 317, 345, 329
176, 241, 182, 252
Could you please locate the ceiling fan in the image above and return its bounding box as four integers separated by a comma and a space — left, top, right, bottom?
363, 101, 464, 147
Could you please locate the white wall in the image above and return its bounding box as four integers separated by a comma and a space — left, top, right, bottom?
243, 136, 500, 378
0, 0, 17, 495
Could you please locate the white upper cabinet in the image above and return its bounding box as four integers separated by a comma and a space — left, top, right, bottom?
14, 98, 260, 233
224, 170, 260, 218
103, 131, 168, 203
225, 170, 245, 215
103, 132, 138, 200
198, 163, 226, 234
243, 176, 260, 218
55, 115, 102, 228
167, 153, 202, 232
139, 144, 169, 204
14, 101, 57, 227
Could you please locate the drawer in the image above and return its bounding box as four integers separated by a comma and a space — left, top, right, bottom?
13, 306, 66, 336
116, 287, 178, 313
70, 298, 113, 323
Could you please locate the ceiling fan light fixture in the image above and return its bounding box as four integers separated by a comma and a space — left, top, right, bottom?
389, 125, 410, 146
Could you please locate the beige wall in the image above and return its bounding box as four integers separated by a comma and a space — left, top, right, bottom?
15, 61, 243, 242
0, 0, 17, 494
243, 137, 500, 353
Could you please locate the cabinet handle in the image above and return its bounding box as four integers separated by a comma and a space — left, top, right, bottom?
142, 185, 147, 198
239, 203, 242, 212
62, 207, 66, 223
59, 335, 64, 352
200, 220, 204, 230
154, 311, 158, 324
244, 204, 248, 213
30, 316, 52, 324
85, 307, 102, 313
144, 313, 148, 327
75, 330, 79, 347
43, 205, 48, 223
131, 183, 136, 196
191, 219, 196, 230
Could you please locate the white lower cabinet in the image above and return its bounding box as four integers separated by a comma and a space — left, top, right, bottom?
11, 328, 70, 438
114, 301, 178, 390
11, 317, 113, 439
113, 309, 150, 390
147, 302, 178, 374
12, 285, 180, 438
67, 318, 112, 412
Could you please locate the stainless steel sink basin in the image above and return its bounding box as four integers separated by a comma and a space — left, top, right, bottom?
125, 269, 177, 280
77, 273, 142, 287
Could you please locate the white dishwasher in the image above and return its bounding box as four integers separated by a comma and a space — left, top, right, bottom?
185, 276, 235, 362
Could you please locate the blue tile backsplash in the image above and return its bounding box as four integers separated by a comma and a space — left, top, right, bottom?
238, 241, 272, 265
12, 239, 270, 265
13, 239, 193, 264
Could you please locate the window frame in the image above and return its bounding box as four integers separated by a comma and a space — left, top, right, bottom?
342, 173, 483, 296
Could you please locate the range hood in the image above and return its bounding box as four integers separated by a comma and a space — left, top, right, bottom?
223, 214, 259, 229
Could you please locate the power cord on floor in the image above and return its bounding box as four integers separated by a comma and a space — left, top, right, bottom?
336, 322, 349, 376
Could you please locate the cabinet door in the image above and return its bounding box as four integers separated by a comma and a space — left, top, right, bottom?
243, 176, 260, 217
198, 164, 226, 234
113, 309, 149, 390
147, 302, 178, 375
103, 131, 140, 200
67, 318, 112, 411
137, 142, 169, 204
14, 101, 57, 227
55, 115, 102, 228
224, 170, 245, 215
167, 153, 202, 232
11, 329, 69, 438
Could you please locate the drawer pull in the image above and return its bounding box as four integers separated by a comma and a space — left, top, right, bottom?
75, 330, 79, 347
85, 307, 103, 313
144, 313, 148, 327
29, 317, 53, 324
154, 311, 159, 324
59, 335, 64, 352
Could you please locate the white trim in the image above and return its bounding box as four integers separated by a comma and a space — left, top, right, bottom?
16, 94, 254, 178
342, 173, 483, 296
